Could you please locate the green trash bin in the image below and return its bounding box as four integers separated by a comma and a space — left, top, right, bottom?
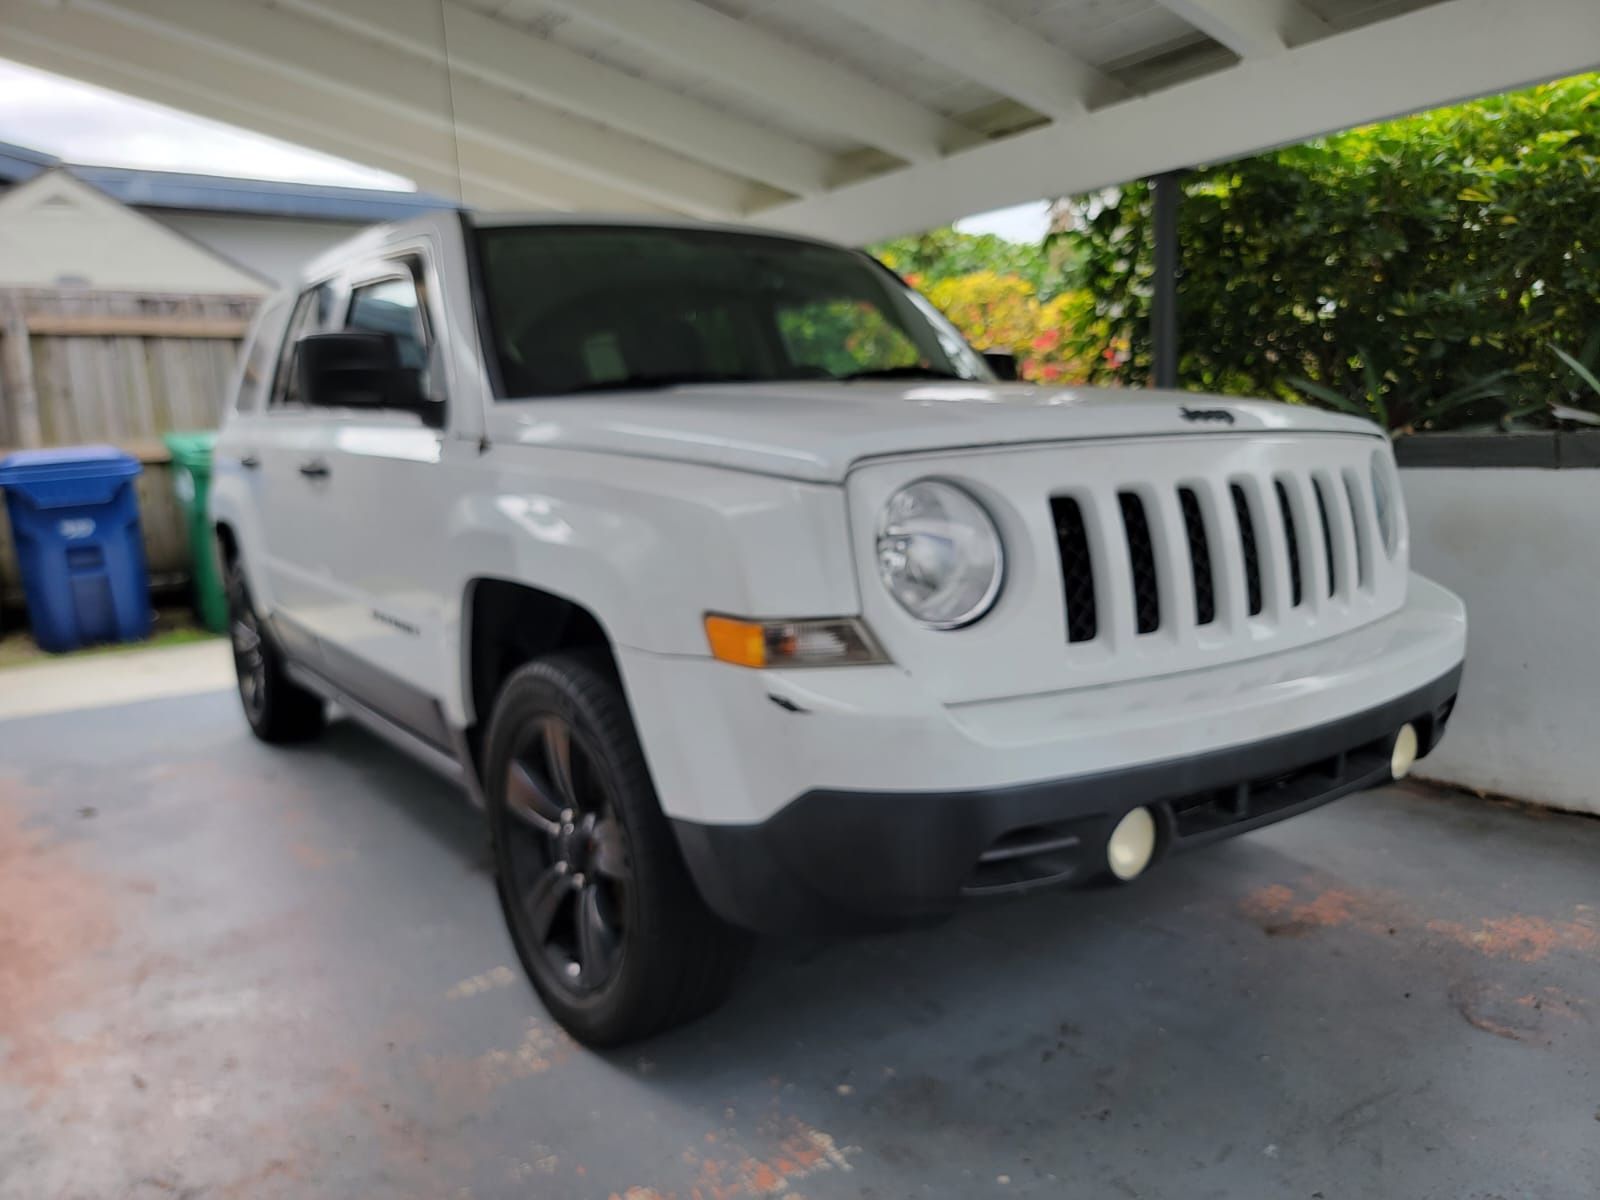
162, 431, 227, 633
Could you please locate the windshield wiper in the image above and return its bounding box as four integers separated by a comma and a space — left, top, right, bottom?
832, 365, 964, 382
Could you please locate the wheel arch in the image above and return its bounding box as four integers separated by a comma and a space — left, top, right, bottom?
461, 576, 622, 733
214, 520, 239, 565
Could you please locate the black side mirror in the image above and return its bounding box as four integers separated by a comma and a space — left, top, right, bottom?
297, 332, 432, 422
982, 349, 1019, 382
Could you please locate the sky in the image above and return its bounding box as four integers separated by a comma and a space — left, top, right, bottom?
0, 55, 1052, 239
954, 200, 1052, 244
0, 58, 412, 190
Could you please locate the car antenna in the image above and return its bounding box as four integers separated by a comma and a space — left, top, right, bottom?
436, 0, 467, 209
440, 1, 490, 456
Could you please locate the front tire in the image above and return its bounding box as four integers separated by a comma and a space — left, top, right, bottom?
225, 559, 325, 744
485, 652, 747, 1045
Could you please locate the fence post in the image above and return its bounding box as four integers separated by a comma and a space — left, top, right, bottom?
1, 296, 44, 448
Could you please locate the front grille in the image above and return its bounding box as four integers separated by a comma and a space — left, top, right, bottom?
1231, 484, 1264, 616
1118, 492, 1161, 634
1178, 487, 1216, 626
1051, 497, 1097, 643
1342, 469, 1372, 588
1313, 476, 1337, 596
1050, 457, 1387, 648
1274, 478, 1303, 608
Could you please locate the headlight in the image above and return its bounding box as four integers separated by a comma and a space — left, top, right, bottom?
1370, 449, 1401, 557
876, 480, 1004, 628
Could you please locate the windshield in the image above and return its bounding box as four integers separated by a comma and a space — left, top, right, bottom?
472, 224, 991, 397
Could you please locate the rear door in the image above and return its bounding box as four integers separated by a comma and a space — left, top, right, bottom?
213, 291, 289, 596
251, 280, 342, 664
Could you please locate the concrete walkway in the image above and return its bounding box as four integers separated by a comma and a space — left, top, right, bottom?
0, 639, 233, 721
0, 680, 1595, 1199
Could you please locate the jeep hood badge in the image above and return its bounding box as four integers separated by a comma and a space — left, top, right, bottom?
1180, 406, 1235, 424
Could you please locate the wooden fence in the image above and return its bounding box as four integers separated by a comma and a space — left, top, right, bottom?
0, 288, 259, 613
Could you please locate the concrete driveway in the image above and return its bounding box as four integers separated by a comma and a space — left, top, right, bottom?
2, 648, 1596, 1199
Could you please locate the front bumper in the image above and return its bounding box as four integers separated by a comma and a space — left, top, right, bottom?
673, 666, 1460, 933
614, 574, 1465, 932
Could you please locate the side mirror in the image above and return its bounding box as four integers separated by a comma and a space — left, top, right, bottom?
297, 332, 432, 421
982, 349, 1019, 382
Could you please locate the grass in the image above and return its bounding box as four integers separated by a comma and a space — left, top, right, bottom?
0, 605, 221, 670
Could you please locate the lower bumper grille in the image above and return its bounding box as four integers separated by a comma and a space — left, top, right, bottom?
1169, 736, 1390, 839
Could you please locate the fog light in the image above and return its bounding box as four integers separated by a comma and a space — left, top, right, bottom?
1107, 806, 1157, 881
1391, 723, 1419, 780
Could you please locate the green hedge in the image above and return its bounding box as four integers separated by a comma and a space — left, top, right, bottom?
1053, 74, 1600, 431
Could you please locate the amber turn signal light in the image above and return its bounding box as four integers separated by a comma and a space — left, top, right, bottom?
703, 615, 886, 669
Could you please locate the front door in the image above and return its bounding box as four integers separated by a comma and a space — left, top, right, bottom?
308, 253, 458, 749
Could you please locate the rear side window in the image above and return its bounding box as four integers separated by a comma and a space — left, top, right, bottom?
233, 296, 288, 414
269, 283, 334, 409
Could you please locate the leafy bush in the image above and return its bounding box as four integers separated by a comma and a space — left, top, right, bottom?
874, 227, 1077, 298
1048, 74, 1600, 431
918, 271, 1099, 383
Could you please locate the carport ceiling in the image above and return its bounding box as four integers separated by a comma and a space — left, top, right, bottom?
3, 0, 1598, 243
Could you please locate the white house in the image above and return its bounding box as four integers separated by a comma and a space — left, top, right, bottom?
0, 167, 268, 293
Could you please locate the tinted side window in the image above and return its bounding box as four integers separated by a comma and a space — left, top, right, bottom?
234, 296, 288, 413
269, 283, 333, 409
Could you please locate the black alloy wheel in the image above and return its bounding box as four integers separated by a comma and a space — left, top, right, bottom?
484, 653, 747, 1044
501, 714, 633, 993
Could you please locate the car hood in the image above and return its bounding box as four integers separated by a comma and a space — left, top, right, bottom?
491, 381, 1381, 483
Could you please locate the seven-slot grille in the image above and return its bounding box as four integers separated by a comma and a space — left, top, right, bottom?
1051, 466, 1386, 645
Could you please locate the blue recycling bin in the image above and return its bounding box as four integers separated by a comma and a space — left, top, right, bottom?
0, 446, 152, 652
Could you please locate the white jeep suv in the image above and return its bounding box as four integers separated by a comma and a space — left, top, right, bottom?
212, 213, 1466, 1044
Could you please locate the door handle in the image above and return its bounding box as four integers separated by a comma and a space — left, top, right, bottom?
298, 458, 331, 480
239, 453, 260, 470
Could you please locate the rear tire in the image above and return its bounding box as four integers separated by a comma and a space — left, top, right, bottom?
225, 559, 325, 744
485, 652, 747, 1045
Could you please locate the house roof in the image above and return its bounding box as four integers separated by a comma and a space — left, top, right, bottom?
0, 138, 455, 223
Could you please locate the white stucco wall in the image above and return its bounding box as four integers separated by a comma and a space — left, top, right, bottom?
1403, 466, 1598, 816
154, 212, 367, 288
